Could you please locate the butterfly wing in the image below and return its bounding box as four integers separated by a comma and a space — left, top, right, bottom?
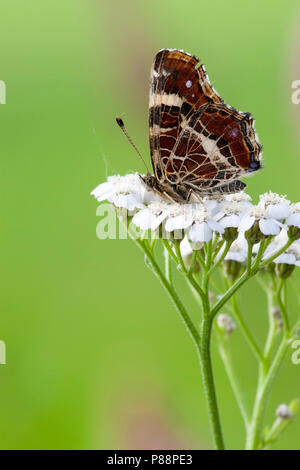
149, 49, 222, 182
165, 102, 261, 192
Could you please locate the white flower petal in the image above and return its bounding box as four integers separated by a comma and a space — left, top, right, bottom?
219, 214, 240, 228
207, 219, 224, 234
132, 209, 154, 230
264, 203, 290, 220
225, 251, 247, 263
273, 220, 288, 230
238, 215, 255, 232
143, 188, 160, 205
286, 213, 300, 228
202, 198, 220, 213
112, 193, 144, 211
90, 181, 113, 198
180, 236, 193, 258
259, 218, 281, 235
151, 212, 168, 231
189, 222, 212, 243
165, 215, 192, 232
273, 253, 296, 265
214, 210, 225, 221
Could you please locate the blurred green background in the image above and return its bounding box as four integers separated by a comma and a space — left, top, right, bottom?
1, 0, 300, 450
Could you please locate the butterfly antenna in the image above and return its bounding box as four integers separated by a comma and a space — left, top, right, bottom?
115, 117, 150, 173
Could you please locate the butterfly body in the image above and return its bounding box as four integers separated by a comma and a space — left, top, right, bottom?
143, 49, 262, 203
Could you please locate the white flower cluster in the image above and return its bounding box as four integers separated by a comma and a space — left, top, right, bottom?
91, 173, 300, 266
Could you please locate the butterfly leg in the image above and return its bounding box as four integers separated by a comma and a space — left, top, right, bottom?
186, 188, 200, 203
162, 191, 178, 204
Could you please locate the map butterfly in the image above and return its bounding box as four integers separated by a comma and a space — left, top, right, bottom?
117, 49, 262, 203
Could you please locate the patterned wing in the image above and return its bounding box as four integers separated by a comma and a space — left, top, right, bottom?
165, 103, 261, 191
149, 49, 223, 181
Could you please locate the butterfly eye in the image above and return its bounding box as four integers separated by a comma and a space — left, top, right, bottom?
249, 161, 260, 171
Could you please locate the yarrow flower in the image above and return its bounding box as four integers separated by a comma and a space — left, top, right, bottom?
132, 199, 172, 231
224, 191, 252, 206
91, 173, 156, 212
263, 231, 300, 266
91, 174, 300, 253
238, 192, 290, 238
274, 245, 300, 267
286, 202, 300, 228
215, 194, 252, 229
133, 202, 224, 242
285, 202, 300, 241
187, 205, 224, 242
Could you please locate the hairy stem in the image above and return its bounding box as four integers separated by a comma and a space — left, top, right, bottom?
199, 312, 225, 449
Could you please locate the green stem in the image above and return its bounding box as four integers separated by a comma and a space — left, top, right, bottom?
199, 310, 225, 449
217, 329, 250, 427
277, 279, 290, 336
164, 245, 172, 283
245, 336, 290, 449
196, 250, 207, 271
252, 239, 267, 272
246, 269, 294, 449
188, 250, 198, 275
173, 240, 206, 302
208, 240, 232, 275
211, 269, 250, 318
246, 243, 253, 276
263, 287, 277, 361
211, 241, 267, 318
162, 239, 178, 264
260, 238, 294, 268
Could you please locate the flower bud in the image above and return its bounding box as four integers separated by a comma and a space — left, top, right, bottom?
288, 225, 300, 241
244, 220, 266, 245
223, 227, 238, 243
276, 404, 293, 420
217, 314, 236, 334
266, 262, 276, 274
275, 263, 295, 279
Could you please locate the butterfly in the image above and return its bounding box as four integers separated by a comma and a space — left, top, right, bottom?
117, 49, 262, 203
